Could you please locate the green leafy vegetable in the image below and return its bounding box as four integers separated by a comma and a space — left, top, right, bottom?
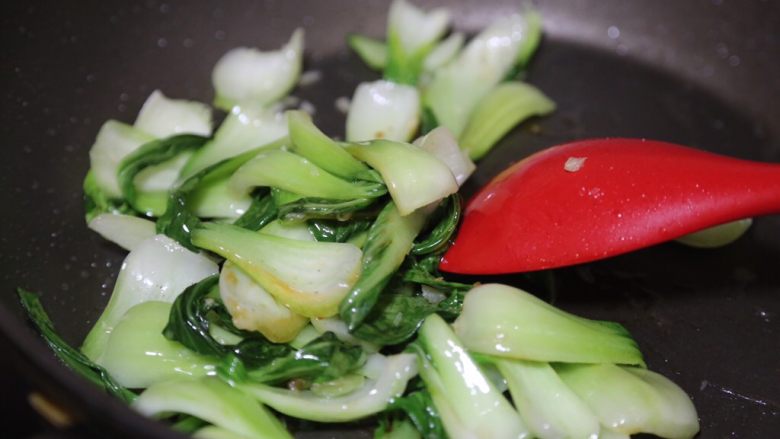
230, 150, 387, 201
219, 260, 309, 343
413, 314, 530, 438
556, 363, 700, 439
385, 390, 445, 439
287, 110, 370, 180
118, 134, 209, 216
339, 202, 427, 330
424, 9, 543, 137
101, 301, 216, 388
182, 106, 287, 178
162, 275, 294, 367
232, 192, 278, 231
676, 218, 752, 248
459, 81, 555, 160
350, 279, 436, 345
308, 218, 374, 243
157, 140, 285, 250
384, 0, 450, 85
133, 90, 213, 138
83, 170, 133, 223
212, 29, 304, 111
134, 377, 292, 439
277, 197, 378, 222
246, 332, 366, 385
88, 213, 156, 252
346, 140, 457, 215
88, 120, 156, 199
348, 34, 388, 70
17, 289, 136, 403
402, 253, 472, 293
239, 353, 417, 423
346, 80, 421, 142
81, 235, 218, 363
163, 275, 226, 357
192, 222, 362, 317
411, 195, 461, 256
453, 284, 645, 366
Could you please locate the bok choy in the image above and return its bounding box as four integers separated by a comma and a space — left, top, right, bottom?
17, 1, 703, 438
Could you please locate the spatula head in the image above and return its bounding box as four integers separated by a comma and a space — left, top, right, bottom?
440, 138, 780, 274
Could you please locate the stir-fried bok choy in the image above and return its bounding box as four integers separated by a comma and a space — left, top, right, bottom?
17, 1, 701, 438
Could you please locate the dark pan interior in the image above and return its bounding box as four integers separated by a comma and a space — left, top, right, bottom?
1, 0, 778, 438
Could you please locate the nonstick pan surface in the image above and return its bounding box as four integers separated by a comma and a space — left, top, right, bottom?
1, 0, 778, 437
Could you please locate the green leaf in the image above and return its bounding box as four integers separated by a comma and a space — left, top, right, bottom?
386, 390, 445, 439
117, 134, 209, 216
411, 195, 461, 255
162, 275, 293, 369
17, 288, 136, 403
277, 197, 378, 222
339, 202, 427, 330
308, 218, 374, 243
80, 235, 218, 362
384, 30, 430, 85
351, 278, 435, 345
403, 253, 473, 293
675, 218, 753, 248
232, 192, 278, 231
239, 352, 417, 423
230, 150, 387, 200
157, 141, 283, 250
83, 170, 133, 223
163, 275, 225, 357
246, 332, 366, 385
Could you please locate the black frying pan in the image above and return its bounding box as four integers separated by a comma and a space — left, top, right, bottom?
1, 0, 778, 437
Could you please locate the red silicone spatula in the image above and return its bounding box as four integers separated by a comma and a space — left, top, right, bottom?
440, 138, 780, 274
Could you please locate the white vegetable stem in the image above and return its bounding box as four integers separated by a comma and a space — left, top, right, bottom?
557, 363, 700, 439
100, 301, 216, 388
220, 261, 308, 343
346, 80, 420, 142
347, 140, 458, 215
212, 29, 304, 110
134, 377, 292, 439
81, 235, 218, 362
134, 89, 213, 138
495, 358, 600, 439
425, 12, 538, 137
88, 120, 154, 198
387, 0, 450, 56
192, 223, 362, 318
413, 127, 475, 187
417, 314, 531, 439
87, 213, 156, 251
